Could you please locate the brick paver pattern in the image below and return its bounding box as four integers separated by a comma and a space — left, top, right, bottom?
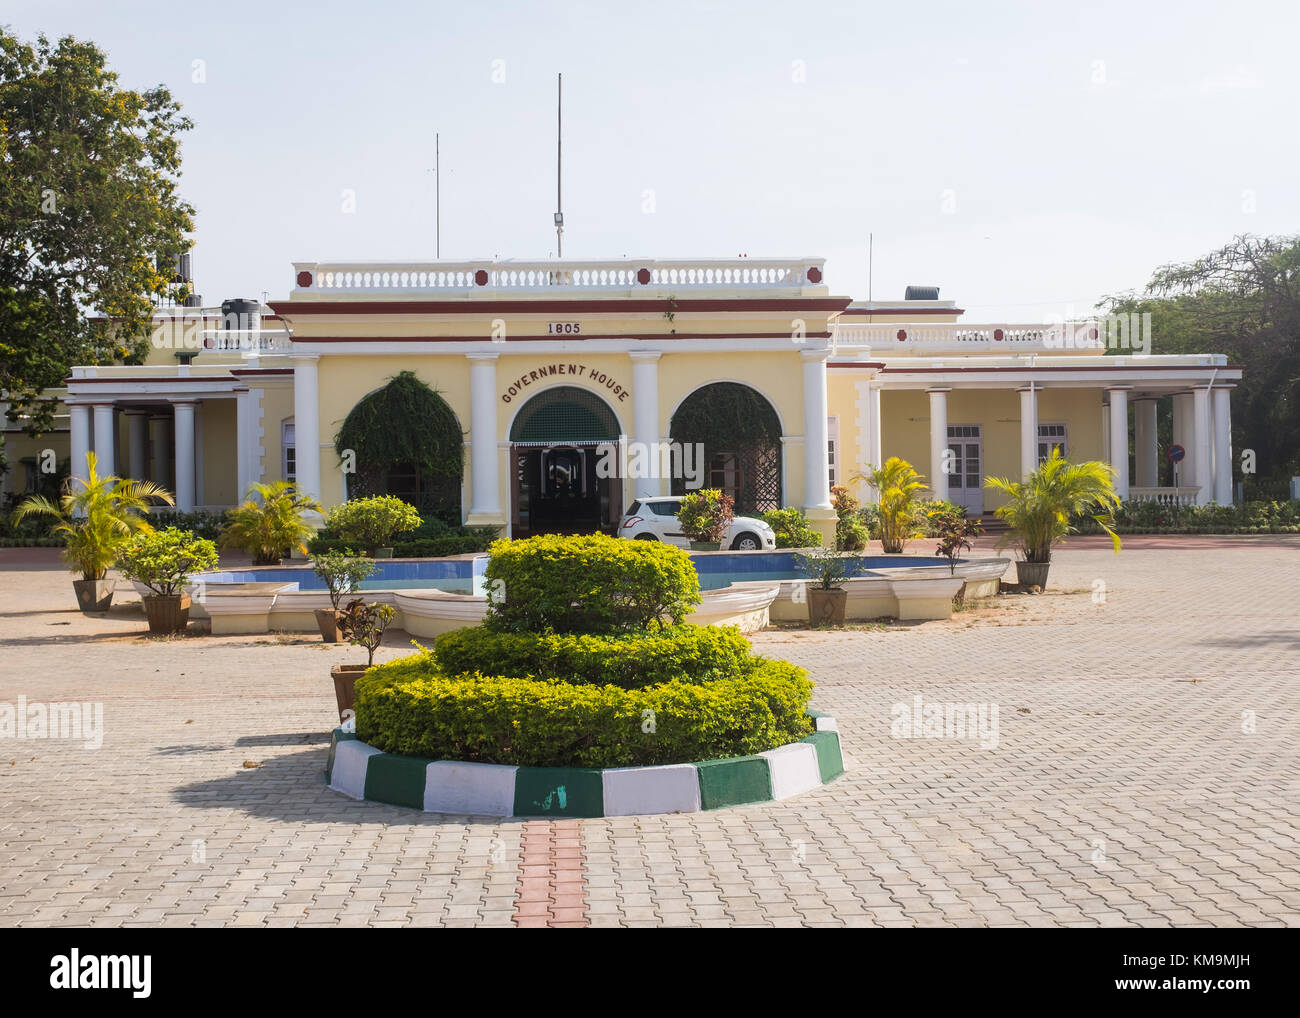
0, 538, 1297, 927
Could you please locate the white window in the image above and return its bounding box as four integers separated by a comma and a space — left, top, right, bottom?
1038, 423, 1067, 464
827, 416, 839, 487
282, 421, 296, 482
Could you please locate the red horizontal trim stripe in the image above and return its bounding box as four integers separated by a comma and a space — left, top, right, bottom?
65, 376, 237, 384
290, 332, 833, 343
880, 364, 1243, 373
839, 307, 965, 316
230, 368, 294, 375
270, 297, 851, 316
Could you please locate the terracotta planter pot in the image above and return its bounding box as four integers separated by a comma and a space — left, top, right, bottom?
1016, 560, 1051, 589
72, 578, 115, 613
331, 663, 370, 723
142, 593, 191, 634
315, 608, 343, 643
689, 541, 722, 551
808, 587, 847, 627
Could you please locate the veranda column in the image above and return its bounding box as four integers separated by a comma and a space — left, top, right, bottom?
1134, 397, 1159, 489
868, 382, 883, 469
928, 387, 950, 502
126, 410, 148, 481
801, 349, 833, 511
1213, 386, 1234, 505
466, 353, 504, 523
92, 403, 117, 476
173, 401, 197, 512
1018, 385, 1038, 479
235, 389, 252, 499
149, 414, 172, 489
68, 404, 91, 484
1193, 386, 1212, 506
1107, 387, 1130, 500
292, 356, 321, 505
629, 350, 663, 496
1172, 392, 1194, 490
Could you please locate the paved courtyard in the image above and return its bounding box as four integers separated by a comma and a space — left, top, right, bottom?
0, 538, 1297, 927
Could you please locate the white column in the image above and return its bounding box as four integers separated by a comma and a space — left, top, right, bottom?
126, 410, 148, 481
235, 389, 252, 500
173, 401, 196, 512
1213, 387, 1233, 505
630, 351, 663, 496
1019, 385, 1038, 479
928, 387, 950, 502
1193, 386, 1212, 506
69, 404, 91, 485
868, 382, 883, 469
1172, 392, 1194, 490
1134, 397, 1159, 488
92, 404, 117, 476
466, 353, 504, 522
292, 356, 321, 503
1107, 387, 1130, 500
801, 349, 832, 510
149, 415, 172, 489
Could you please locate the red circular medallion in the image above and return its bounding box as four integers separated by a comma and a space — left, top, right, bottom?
474, 269, 489, 286
806, 266, 823, 283
897, 329, 908, 342
636, 267, 652, 285
993, 328, 1004, 341
296, 270, 313, 288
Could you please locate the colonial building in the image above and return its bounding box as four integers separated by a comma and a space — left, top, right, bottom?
2, 256, 1241, 541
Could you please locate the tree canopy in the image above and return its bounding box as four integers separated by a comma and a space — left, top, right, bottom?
0, 28, 195, 465
1101, 234, 1300, 483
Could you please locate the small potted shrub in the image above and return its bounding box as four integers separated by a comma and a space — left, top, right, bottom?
760, 507, 822, 549
796, 545, 856, 627
926, 503, 984, 606
310, 549, 376, 642
676, 488, 733, 551
116, 527, 220, 634
220, 481, 321, 565
332, 598, 396, 722
326, 495, 422, 558
985, 449, 1121, 588
11, 451, 173, 612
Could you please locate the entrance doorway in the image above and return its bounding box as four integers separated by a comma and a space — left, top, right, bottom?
947, 424, 983, 515
509, 386, 623, 537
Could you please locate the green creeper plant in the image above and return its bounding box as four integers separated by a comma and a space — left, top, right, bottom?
11, 451, 173, 579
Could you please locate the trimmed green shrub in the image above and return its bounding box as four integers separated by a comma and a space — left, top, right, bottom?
483, 532, 701, 634
307, 531, 496, 558
354, 650, 814, 768
115, 527, 219, 595
150, 509, 224, 541
761, 507, 822, 548
434, 625, 758, 689
1071, 498, 1300, 535
326, 495, 422, 551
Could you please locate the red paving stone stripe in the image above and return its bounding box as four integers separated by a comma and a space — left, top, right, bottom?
512, 819, 588, 928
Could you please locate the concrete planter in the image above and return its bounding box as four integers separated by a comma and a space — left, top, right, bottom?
142, 593, 191, 634
1015, 560, 1051, 588
807, 587, 847, 627
72, 578, 115, 613
314, 608, 342, 643
330, 664, 369, 723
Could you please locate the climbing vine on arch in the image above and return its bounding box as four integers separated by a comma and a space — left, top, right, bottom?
334, 371, 464, 519
669, 382, 783, 514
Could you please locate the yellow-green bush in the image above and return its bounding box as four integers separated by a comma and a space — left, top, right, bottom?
354, 650, 813, 768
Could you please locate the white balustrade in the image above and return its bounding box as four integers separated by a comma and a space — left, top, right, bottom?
833, 322, 1106, 353
293, 257, 826, 295
200, 329, 291, 353
1128, 487, 1200, 506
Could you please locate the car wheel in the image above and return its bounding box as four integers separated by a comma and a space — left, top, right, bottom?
731, 532, 761, 551
634, 533, 658, 541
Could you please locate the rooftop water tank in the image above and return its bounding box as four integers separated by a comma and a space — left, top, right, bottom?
904, 286, 940, 301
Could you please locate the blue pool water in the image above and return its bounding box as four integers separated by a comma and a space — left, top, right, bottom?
200, 551, 946, 595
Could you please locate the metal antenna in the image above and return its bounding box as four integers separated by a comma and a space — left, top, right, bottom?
555, 73, 564, 257
436, 132, 440, 259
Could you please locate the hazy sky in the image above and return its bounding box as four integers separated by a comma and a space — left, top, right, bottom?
8, 0, 1297, 321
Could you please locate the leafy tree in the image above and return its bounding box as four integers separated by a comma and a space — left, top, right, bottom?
0, 29, 194, 468
1100, 234, 1300, 485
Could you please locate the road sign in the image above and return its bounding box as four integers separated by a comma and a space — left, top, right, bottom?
1168, 444, 1186, 463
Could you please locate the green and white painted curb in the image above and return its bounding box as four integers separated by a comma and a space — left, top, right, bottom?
324, 711, 843, 818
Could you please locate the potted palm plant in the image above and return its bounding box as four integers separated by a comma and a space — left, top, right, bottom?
856, 457, 926, 553
324, 495, 422, 558
796, 545, 856, 627
676, 489, 733, 551
116, 527, 220, 634
332, 599, 396, 722
11, 451, 173, 612
310, 550, 376, 642
220, 481, 322, 565
984, 449, 1122, 588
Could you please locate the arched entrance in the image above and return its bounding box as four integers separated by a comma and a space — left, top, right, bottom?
669, 382, 783, 514
509, 385, 622, 536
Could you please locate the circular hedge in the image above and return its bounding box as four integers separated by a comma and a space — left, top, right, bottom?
353, 649, 813, 769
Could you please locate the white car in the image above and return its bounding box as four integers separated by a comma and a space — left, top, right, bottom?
619, 495, 777, 551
